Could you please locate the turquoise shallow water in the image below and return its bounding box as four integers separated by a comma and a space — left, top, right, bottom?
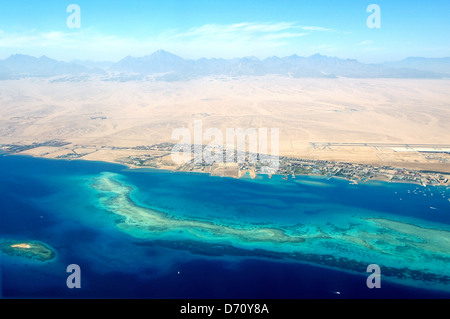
0, 154, 449, 298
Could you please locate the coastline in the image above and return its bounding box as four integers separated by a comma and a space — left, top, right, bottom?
2, 150, 449, 188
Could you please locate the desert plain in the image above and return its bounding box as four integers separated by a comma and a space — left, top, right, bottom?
0, 76, 449, 173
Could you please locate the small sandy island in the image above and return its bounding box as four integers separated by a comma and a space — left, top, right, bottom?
0, 240, 56, 262
10, 243, 32, 249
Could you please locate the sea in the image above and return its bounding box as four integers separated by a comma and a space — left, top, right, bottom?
0, 154, 449, 299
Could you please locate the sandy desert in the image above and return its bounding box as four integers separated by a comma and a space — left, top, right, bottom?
0, 76, 449, 172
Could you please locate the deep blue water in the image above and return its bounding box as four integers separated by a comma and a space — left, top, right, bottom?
0, 154, 449, 299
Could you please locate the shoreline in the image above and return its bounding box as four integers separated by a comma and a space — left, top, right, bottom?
2, 151, 449, 188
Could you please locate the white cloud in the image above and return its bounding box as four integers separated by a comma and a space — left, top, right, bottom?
164, 22, 332, 44
300, 26, 334, 32
358, 40, 374, 46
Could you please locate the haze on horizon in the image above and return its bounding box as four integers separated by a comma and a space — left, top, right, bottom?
0, 0, 449, 63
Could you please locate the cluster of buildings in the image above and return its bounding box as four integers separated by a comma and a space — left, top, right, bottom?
275, 157, 449, 186
167, 144, 450, 186
1, 140, 448, 187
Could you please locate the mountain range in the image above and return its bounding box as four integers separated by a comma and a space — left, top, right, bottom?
0, 50, 449, 81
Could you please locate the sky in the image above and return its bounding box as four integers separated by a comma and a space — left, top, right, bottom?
0, 0, 448, 62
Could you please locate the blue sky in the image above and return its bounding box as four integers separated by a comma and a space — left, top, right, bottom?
0, 0, 448, 62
